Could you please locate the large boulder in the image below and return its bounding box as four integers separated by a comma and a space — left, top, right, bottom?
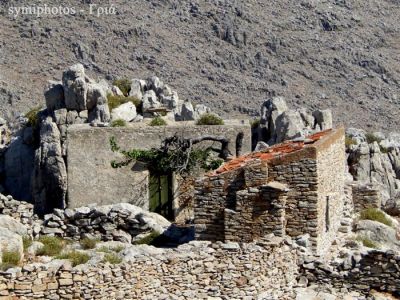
384, 195, 400, 216
62, 64, 87, 111
4, 136, 35, 202
260, 96, 288, 142
0, 215, 28, 236
88, 104, 110, 124
86, 83, 108, 111
44, 81, 65, 112
111, 102, 137, 122
355, 219, 400, 250
129, 79, 145, 100
147, 76, 164, 95
32, 117, 67, 215
194, 104, 211, 119
180, 101, 195, 121
0, 228, 23, 264
142, 90, 160, 112
312, 109, 333, 130
275, 110, 305, 143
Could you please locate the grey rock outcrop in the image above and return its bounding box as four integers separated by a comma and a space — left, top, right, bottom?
129, 79, 144, 100
348, 141, 400, 202
88, 104, 110, 124
384, 196, 400, 216
0, 215, 28, 236
44, 81, 65, 112
355, 219, 400, 251
258, 97, 332, 145
62, 63, 87, 111
142, 90, 160, 112
0, 228, 23, 264
180, 101, 195, 121
32, 117, 67, 215
86, 83, 108, 111
4, 136, 35, 202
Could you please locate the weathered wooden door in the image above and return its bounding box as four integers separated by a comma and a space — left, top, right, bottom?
149, 174, 173, 220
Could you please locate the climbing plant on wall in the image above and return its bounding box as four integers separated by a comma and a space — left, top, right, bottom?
110, 134, 229, 175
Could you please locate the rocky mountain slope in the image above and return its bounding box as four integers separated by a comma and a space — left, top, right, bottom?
0, 0, 400, 131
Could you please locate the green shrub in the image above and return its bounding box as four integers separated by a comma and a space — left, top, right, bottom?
133, 231, 161, 245
149, 116, 167, 126
37, 236, 66, 257
359, 208, 393, 227
22, 236, 33, 251
96, 246, 111, 254
102, 253, 122, 264
80, 238, 99, 250
107, 95, 142, 114
356, 236, 380, 249
250, 119, 260, 129
25, 106, 42, 128
57, 251, 90, 267
365, 132, 382, 144
113, 78, 131, 96
111, 119, 127, 127
345, 136, 357, 148
0, 250, 21, 270
196, 114, 224, 126
112, 245, 125, 253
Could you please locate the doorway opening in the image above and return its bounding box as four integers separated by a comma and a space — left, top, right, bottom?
149, 173, 174, 220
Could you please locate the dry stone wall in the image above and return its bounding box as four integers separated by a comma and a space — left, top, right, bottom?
0, 241, 298, 300
351, 183, 382, 213
302, 248, 400, 296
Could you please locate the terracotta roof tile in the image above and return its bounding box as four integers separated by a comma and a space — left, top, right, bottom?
211, 129, 332, 176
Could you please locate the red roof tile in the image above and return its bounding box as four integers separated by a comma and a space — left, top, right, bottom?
211, 129, 332, 176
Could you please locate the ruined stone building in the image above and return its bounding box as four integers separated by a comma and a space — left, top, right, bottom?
66, 120, 251, 222
194, 128, 346, 255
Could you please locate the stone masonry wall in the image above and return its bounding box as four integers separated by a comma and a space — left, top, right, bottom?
302, 248, 400, 295
194, 168, 245, 241
0, 241, 298, 300
315, 130, 346, 255
224, 186, 287, 242
351, 183, 382, 213
267, 158, 319, 248
67, 121, 251, 211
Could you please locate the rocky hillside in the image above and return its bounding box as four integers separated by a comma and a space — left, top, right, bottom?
0, 0, 399, 131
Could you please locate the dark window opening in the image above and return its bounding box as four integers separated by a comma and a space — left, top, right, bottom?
325, 196, 330, 232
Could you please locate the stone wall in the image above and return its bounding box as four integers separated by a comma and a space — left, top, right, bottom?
302, 248, 400, 295
194, 128, 345, 255
315, 129, 346, 254
0, 193, 41, 237
67, 121, 251, 214
351, 183, 382, 213
0, 241, 298, 299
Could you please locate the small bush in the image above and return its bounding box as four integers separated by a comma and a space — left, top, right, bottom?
57, 251, 90, 267
365, 132, 382, 144
345, 136, 357, 148
359, 208, 393, 227
111, 119, 127, 127
96, 246, 111, 254
356, 236, 380, 249
134, 231, 161, 245
37, 236, 66, 257
80, 238, 99, 250
149, 116, 167, 126
1, 250, 21, 270
113, 78, 131, 96
107, 95, 142, 113
25, 107, 42, 128
112, 245, 125, 253
102, 253, 122, 265
379, 145, 389, 153
22, 236, 33, 251
196, 113, 224, 126
250, 119, 260, 129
